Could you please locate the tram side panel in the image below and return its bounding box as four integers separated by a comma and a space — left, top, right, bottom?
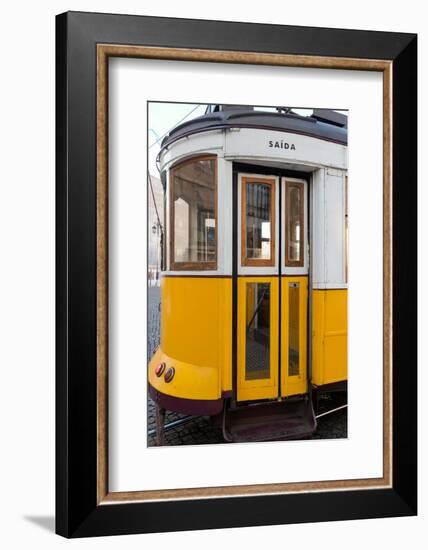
312, 289, 348, 386
311, 169, 348, 387
148, 276, 232, 410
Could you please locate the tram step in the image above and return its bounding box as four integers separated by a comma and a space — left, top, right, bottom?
223, 399, 317, 443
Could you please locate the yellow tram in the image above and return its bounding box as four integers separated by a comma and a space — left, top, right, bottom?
149, 105, 348, 442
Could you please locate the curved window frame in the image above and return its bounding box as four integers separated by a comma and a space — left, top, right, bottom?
169, 154, 218, 271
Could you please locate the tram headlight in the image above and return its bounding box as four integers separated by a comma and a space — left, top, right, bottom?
164, 367, 175, 383
155, 362, 166, 377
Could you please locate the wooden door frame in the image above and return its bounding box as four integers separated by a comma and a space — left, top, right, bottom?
232, 162, 311, 405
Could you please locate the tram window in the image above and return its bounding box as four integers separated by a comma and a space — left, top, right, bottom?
242, 178, 275, 266
288, 282, 300, 376
245, 282, 271, 380
285, 181, 304, 267
170, 156, 217, 270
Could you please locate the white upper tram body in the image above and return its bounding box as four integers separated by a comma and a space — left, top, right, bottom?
159, 108, 348, 289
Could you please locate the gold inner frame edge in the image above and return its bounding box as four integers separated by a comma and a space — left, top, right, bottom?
96, 43, 393, 504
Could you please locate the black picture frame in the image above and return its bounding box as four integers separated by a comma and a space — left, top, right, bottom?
56, 11, 417, 538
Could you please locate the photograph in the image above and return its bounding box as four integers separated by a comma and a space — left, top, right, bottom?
147, 102, 349, 446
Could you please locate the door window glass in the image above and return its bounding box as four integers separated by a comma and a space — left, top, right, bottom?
288, 282, 300, 376
245, 282, 271, 380
285, 181, 304, 266
242, 179, 275, 266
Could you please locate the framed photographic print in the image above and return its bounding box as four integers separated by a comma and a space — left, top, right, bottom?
56, 11, 417, 537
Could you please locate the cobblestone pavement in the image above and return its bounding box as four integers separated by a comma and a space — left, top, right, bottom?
147, 286, 347, 447
148, 286, 161, 360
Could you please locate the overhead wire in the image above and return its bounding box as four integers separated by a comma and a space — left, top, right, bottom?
148, 103, 203, 150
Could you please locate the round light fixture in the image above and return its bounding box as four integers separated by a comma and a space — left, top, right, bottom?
164, 367, 175, 383
155, 362, 166, 377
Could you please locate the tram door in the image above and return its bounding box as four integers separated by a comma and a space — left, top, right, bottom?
236, 173, 308, 402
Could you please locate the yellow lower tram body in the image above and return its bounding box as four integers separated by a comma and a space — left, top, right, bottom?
148, 276, 347, 442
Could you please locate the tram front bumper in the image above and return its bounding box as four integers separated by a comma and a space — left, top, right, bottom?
148, 347, 224, 416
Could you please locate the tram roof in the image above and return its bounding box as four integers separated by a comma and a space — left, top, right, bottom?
160, 108, 348, 150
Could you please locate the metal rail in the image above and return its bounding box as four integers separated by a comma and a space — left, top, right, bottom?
147, 415, 196, 438
315, 404, 348, 420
